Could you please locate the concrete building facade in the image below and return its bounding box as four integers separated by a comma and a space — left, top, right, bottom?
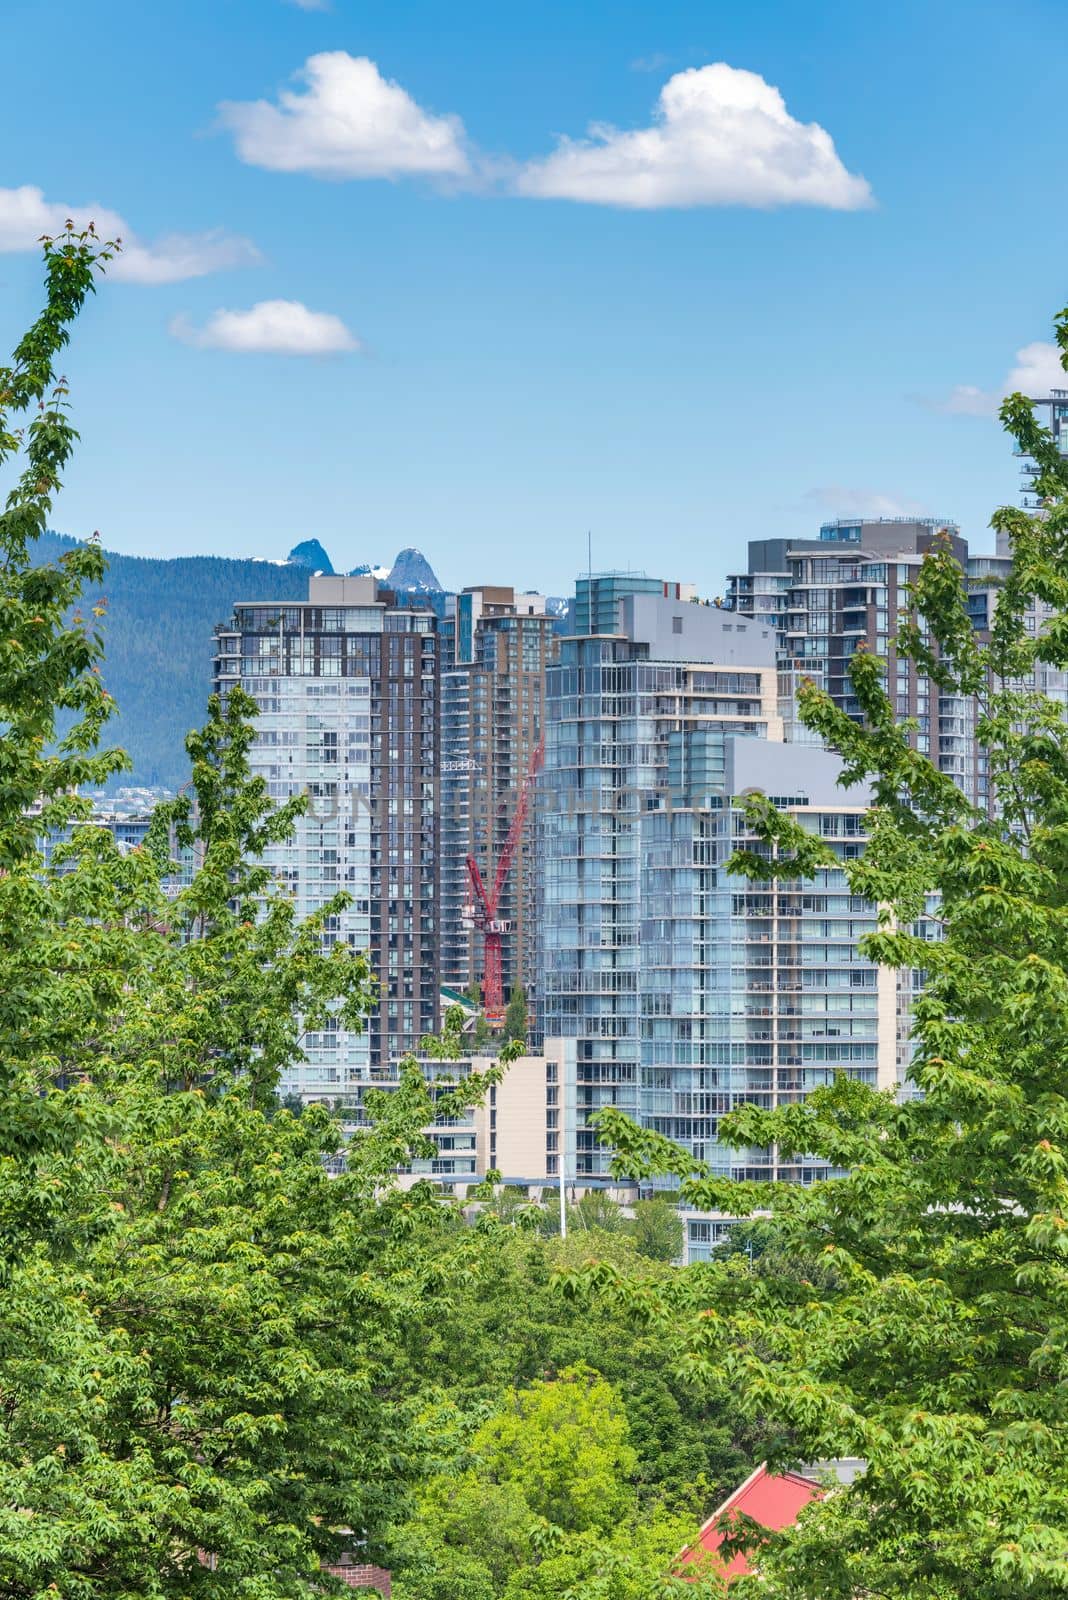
572, 572, 697, 635
472, 1038, 578, 1183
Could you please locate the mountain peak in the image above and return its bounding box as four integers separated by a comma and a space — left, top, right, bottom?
287, 539, 334, 574
388, 547, 442, 592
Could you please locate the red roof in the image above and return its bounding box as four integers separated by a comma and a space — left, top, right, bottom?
677, 1462, 821, 1583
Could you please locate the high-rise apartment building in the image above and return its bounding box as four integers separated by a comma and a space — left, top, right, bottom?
640, 737, 893, 1186
725, 518, 989, 803
538, 583, 897, 1187
212, 574, 439, 1103
726, 515, 1068, 815
439, 585, 558, 1009
539, 590, 784, 1177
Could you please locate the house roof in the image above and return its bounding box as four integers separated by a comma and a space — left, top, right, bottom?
677, 1462, 821, 1582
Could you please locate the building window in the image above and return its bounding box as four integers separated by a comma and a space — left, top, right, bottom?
672, 616, 683, 635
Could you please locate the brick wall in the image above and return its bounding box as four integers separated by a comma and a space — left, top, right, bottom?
323, 1559, 392, 1595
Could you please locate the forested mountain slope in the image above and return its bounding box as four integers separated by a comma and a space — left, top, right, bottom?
34, 532, 317, 788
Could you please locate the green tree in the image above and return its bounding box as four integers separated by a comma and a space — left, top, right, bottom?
484, 1183, 550, 1230
0, 230, 507, 1598
390, 1360, 730, 1600
473, 1010, 493, 1051
397, 1223, 768, 1513
497, 1517, 725, 1600
471, 1366, 637, 1534
503, 983, 529, 1045
593, 306, 1068, 1597
569, 1190, 626, 1234
390, 1475, 532, 1599
629, 1195, 684, 1262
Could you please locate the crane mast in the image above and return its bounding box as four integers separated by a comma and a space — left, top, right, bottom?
464, 736, 544, 1024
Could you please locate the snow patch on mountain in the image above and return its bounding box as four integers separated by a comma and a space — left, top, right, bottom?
349, 562, 392, 581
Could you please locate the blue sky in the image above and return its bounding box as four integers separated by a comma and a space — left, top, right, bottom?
3, 0, 1066, 594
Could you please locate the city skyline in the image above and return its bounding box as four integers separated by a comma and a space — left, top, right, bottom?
62, 508, 1052, 1246
4, 7, 1067, 1587
4, 0, 1067, 593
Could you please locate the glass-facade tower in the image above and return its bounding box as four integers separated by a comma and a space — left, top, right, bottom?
538, 592, 785, 1177
639, 737, 894, 1184
213, 574, 439, 1104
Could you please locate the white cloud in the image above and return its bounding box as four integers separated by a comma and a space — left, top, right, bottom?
1006, 341, 1067, 396
803, 485, 927, 518
116, 231, 260, 285
170, 299, 359, 355
941, 341, 1068, 417
515, 63, 873, 210
940, 384, 998, 418
219, 52, 470, 180
286, 0, 330, 9
0, 184, 259, 284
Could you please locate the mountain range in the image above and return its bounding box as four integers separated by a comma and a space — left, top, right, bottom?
33, 534, 560, 790
285, 541, 444, 594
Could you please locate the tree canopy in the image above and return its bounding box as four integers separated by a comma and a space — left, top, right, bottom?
0, 227, 515, 1599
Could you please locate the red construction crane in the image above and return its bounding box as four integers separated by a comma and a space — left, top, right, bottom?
464, 736, 544, 1024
